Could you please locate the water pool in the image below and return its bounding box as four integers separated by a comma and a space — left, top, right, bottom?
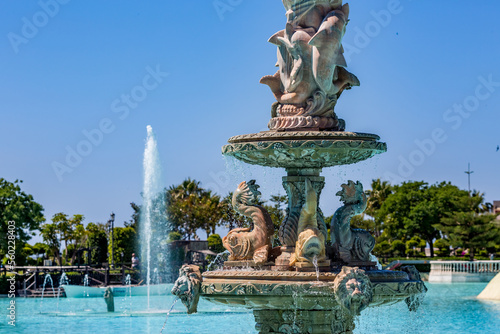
1, 283, 499, 333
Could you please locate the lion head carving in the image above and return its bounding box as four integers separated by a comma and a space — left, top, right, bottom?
333, 266, 373, 316
171, 265, 202, 314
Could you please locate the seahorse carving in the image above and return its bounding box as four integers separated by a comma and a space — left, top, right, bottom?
290, 178, 327, 265
222, 180, 275, 265
331, 181, 375, 263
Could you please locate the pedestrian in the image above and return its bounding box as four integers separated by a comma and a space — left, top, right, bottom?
131, 253, 140, 269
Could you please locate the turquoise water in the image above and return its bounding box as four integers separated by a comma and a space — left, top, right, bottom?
1, 283, 499, 333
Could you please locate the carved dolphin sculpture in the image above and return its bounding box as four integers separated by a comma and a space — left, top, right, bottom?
290, 178, 327, 265
222, 180, 274, 265
331, 181, 375, 263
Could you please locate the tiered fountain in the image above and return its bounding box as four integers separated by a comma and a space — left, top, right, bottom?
172, 1, 426, 333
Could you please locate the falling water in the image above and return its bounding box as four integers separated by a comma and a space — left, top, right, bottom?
152, 268, 160, 285
160, 298, 179, 334
40, 273, 55, 310
312, 256, 320, 281
125, 274, 131, 286
370, 254, 383, 270
41, 274, 55, 299
141, 125, 167, 309
207, 250, 230, 271
83, 274, 89, 297
57, 272, 69, 301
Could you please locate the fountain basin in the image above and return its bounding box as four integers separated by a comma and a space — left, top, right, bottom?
222, 131, 386, 169
200, 269, 425, 334
201, 270, 424, 309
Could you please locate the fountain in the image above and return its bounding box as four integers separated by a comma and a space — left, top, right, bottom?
172, 1, 426, 333
41, 273, 55, 299
141, 125, 169, 308
57, 272, 69, 300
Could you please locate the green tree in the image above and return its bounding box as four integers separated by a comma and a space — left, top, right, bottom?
207, 234, 225, 254
220, 192, 251, 231
406, 236, 426, 257
40, 223, 61, 265
378, 181, 470, 257
391, 240, 406, 257
434, 238, 451, 257
166, 179, 223, 240
32, 242, 49, 265
86, 223, 108, 265
263, 194, 288, 245
365, 179, 393, 237
108, 227, 136, 265
50, 213, 87, 265
0, 179, 45, 262
435, 194, 499, 261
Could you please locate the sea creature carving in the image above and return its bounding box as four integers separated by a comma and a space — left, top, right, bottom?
330, 181, 375, 263
290, 178, 327, 265
223, 180, 275, 264
171, 265, 202, 314
261, 0, 359, 130
333, 266, 373, 316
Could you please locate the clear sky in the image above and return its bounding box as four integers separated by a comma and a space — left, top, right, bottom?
1, 0, 499, 237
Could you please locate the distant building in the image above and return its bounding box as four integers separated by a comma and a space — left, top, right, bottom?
494, 201, 500, 215
166, 240, 216, 282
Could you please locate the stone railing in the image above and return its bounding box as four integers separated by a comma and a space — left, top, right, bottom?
429, 261, 500, 283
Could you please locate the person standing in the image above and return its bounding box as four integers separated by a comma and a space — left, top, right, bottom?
131, 253, 140, 269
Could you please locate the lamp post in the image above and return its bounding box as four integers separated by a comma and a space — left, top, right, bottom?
465, 163, 474, 195
108, 212, 115, 269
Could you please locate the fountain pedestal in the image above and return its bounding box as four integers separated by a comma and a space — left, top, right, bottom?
254, 309, 354, 334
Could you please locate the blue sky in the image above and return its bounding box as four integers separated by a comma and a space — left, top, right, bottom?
1, 0, 499, 237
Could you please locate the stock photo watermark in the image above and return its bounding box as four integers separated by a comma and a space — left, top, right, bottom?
213, 0, 243, 21
6, 221, 17, 326
7, 0, 71, 54
51, 64, 169, 182
384, 74, 500, 183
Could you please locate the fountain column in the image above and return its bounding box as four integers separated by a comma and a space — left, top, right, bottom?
275, 168, 327, 270
254, 308, 355, 334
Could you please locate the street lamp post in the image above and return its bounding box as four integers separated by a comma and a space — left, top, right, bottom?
108, 212, 115, 269
464, 163, 474, 195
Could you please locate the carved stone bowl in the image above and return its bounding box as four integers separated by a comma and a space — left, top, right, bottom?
201, 269, 425, 310
222, 131, 387, 169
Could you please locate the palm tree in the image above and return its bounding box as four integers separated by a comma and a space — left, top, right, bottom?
365, 179, 393, 237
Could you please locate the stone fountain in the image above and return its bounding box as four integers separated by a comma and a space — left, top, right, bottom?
172, 1, 426, 333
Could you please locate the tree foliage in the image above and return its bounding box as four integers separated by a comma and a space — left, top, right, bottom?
376, 181, 472, 257
0, 179, 44, 262
166, 179, 222, 240
86, 222, 108, 265
108, 226, 136, 265
435, 194, 499, 261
